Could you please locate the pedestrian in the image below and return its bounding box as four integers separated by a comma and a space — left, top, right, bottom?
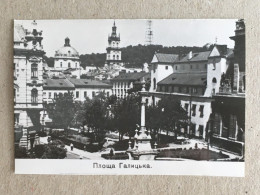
70, 143, 74, 151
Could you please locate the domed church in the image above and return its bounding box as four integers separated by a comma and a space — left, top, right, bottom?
53, 37, 81, 72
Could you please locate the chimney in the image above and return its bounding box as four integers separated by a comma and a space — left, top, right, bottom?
188, 51, 192, 60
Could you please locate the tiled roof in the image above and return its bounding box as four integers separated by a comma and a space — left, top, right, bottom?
111, 72, 150, 82
43, 78, 75, 90
158, 72, 207, 86
178, 51, 211, 63
215, 45, 228, 56
155, 53, 179, 63
69, 78, 112, 88
14, 24, 26, 42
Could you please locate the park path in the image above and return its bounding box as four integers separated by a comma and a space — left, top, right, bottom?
40, 137, 104, 160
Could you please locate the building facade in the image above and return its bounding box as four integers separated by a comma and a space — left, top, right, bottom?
47, 37, 82, 78
43, 78, 112, 103
208, 19, 245, 155
14, 21, 45, 130
144, 44, 233, 139
111, 72, 150, 99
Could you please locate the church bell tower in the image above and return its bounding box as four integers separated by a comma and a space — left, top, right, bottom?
106, 21, 123, 68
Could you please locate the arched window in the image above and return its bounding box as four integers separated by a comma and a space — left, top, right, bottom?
31, 88, 38, 103
113, 55, 115, 60
75, 62, 77, 68
31, 63, 38, 78
153, 78, 156, 90
117, 55, 119, 60
68, 62, 71, 68
212, 77, 217, 83
60, 62, 62, 67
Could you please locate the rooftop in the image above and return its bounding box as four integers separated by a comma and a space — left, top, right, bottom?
43, 78, 75, 90
154, 53, 179, 63
178, 51, 211, 63
158, 72, 207, 87
111, 72, 150, 82
68, 78, 112, 88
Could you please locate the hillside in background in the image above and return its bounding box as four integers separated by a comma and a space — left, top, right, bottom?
44, 44, 214, 68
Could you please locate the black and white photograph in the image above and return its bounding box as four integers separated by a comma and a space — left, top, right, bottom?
14, 19, 245, 176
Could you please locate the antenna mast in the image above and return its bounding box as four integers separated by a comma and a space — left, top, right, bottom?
145, 20, 153, 45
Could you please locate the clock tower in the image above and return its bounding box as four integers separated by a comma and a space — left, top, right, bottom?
106, 21, 123, 68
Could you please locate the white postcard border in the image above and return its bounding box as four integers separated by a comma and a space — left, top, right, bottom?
15, 159, 244, 177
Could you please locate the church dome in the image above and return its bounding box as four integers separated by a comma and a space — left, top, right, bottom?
54, 37, 79, 59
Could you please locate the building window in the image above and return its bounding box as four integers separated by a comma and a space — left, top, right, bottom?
165, 66, 168, 70
192, 104, 196, 116
31, 63, 38, 78
60, 62, 62, 67
190, 65, 192, 69
213, 59, 216, 70
75, 62, 77, 68
54, 93, 57, 98
186, 87, 189, 94
192, 87, 197, 93
153, 65, 156, 73
31, 88, 38, 103
184, 103, 189, 112
171, 86, 174, 92
205, 64, 207, 69
198, 125, 203, 137
165, 85, 169, 92
175, 66, 178, 70
212, 77, 217, 83
113, 55, 115, 60
199, 105, 204, 118
153, 78, 156, 90
68, 62, 71, 68
212, 88, 215, 95
76, 91, 79, 98
43, 92, 46, 97
117, 55, 119, 60
49, 92, 51, 98
107, 91, 110, 97
84, 91, 87, 98
178, 87, 182, 93
92, 91, 95, 97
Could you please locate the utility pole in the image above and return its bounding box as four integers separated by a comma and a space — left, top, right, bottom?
145, 20, 153, 45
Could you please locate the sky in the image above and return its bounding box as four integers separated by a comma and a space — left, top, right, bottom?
15, 19, 237, 57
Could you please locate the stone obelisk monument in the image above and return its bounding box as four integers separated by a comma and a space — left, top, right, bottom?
134, 77, 152, 151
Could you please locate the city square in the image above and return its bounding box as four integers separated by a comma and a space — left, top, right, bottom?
14, 19, 245, 161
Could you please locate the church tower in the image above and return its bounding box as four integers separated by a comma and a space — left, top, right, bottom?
106, 21, 123, 68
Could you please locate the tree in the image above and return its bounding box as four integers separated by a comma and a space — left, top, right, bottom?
147, 96, 188, 142
46, 92, 76, 134
41, 140, 67, 159
113, 94, 141, 140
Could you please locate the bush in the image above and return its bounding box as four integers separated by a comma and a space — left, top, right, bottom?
38, 131, 47, 137
101, 152, 129, 160
15, 145, 28, 158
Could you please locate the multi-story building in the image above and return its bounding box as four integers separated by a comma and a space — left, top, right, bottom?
143, 44, 233, 139
43, 78, 112, 103
69, 78, 112, 101
208, 19, 245, 155
14, 21, 45, 130
111, 72, 150, 99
